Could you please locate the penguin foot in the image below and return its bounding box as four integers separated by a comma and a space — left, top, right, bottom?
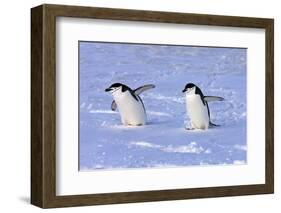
185, 126, 195, 131
209, 122, 220, 128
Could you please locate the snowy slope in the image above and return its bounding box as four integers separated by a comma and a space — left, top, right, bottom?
79, 42, 247, 170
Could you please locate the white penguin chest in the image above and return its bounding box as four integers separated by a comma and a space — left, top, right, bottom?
186, 94, 209, 129
113, 91, 146, 125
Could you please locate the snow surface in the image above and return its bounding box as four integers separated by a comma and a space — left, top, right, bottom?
79, 42, 247, 170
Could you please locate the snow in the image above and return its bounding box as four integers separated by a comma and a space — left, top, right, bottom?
79, 42, 247, 170
129, 141, 206, 154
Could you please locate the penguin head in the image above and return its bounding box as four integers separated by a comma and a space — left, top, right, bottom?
182, 83, 197, 94
105, 83, 128, 93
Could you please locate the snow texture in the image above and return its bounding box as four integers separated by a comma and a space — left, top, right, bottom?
79, 41, 247, 171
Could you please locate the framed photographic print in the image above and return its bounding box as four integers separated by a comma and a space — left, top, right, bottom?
31, 4, 274, 208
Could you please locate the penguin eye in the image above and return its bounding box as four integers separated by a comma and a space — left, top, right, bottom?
114, 86, 121, 90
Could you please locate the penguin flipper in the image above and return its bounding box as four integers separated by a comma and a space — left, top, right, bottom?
134, 84, 155, 95
111, 100, 117, 111
204, 96, 224, 102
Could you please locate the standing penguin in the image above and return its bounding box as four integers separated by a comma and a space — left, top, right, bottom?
105, 83, 155, 126
182, 83, 224, 130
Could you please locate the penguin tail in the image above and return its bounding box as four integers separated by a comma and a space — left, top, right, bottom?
209, 122, 220, 128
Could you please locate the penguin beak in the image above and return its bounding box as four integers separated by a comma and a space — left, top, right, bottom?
105, 87, 112, 92
182, 88, 187, 93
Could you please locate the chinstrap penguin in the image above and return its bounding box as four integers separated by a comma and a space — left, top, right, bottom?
105, 83, 155, 126
182, 83, 224, 130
